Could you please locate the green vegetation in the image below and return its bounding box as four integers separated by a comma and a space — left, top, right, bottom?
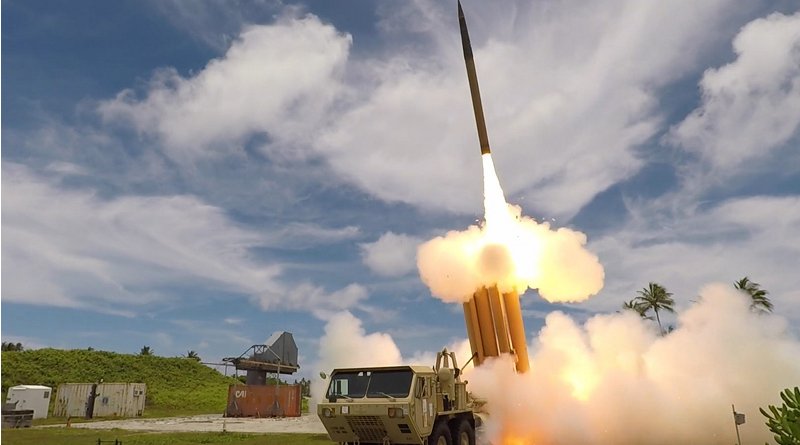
1, 429, 334, 445
621, 299, 653, 320
2, 348, 241, 415
761, 387, 800, 445
734, 276, 774, 313
2, 341, 25, 351
633, 282, 675, 335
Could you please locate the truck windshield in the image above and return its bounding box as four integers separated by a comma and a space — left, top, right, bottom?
327, 369, 413, 400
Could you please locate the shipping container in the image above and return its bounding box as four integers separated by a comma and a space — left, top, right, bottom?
53, 383, 146, 418
93, 383, 146, 417
53, 383, 94, 418
226, 384, 301, 417
5, 385, 51, 419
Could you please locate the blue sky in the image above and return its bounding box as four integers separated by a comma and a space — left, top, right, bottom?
3, 0, 799, 379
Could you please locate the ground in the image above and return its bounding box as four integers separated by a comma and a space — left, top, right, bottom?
41, 413, 327, 434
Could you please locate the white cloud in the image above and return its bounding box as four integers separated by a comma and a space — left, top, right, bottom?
359, 232, 422, 277
584, 195, 800, 323
670, 12, 800, 171
98, 0, 762, 220
0, 164, 366, 315
264, 223, 360, 249
99, 15, 352, 162
314, 0, 754, 218
271, 283, 369, 317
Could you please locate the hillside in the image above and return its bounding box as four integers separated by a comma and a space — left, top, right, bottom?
1, 348, 240, 414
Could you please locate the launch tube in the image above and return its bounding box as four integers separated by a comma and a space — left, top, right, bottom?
503, 291, 530, 373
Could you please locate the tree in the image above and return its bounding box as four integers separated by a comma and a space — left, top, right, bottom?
760, 387, 800, 445
1, 342, 24, 352
622, 299, 653, 320
185, 350, 200, 361
734, 276, 773, 313
634, 282, 675, 335
139, 345, 153, 356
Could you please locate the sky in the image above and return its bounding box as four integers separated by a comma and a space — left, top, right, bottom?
2, 0, 799, 380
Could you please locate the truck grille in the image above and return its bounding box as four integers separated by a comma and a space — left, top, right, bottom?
345, 415, 388, 442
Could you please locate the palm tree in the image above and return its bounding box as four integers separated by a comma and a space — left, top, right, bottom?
622, 299, 653, 320
139, 345, 153, 356
734, 277, 773, 313
634, 282, 676, 335
185, 350, 200, 361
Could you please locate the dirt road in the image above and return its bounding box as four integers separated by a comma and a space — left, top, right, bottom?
51, 413, 327, 434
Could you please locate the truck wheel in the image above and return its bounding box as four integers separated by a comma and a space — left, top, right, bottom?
428, 421, 453, 445
453, 419, 475, 445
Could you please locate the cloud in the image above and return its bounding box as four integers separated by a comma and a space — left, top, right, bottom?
669, 11, 800, 172
586, 195, 800, 323
97, 0, 765, 220
263, 223, 361, 249
98, 14, 352, 162
150, 0, 285, 52
1, 164, 366, 315
314, 0, 757, 218
359, 232, 422, 277
269, 283, 369, 317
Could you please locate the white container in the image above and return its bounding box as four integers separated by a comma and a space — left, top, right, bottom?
5, 385, 52, 419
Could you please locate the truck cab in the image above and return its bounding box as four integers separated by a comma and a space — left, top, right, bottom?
317, 349, 477, 445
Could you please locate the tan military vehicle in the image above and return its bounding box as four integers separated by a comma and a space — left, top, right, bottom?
318, 349, 480, 445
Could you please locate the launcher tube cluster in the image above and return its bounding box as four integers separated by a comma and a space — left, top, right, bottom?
463, 286, 529, 372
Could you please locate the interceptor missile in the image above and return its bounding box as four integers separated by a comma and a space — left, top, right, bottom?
458, 1, 491, 155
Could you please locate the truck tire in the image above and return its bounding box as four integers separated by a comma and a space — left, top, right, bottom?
453, 419, 475, 445
428, 421, 453, 445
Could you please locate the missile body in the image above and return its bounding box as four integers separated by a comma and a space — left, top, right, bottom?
458, 1, 491, 155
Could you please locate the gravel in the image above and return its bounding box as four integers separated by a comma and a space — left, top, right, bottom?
46, 413, 328, 434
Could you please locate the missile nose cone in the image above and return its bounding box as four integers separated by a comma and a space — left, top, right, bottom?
458, 1, 491, 155
458, 1, 473, 61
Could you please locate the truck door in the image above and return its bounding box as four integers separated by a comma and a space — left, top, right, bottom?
414, 376, 435, 436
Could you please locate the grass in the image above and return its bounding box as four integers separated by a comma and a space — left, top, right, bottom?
1, 429, 335, 445
2, 348, 241, 415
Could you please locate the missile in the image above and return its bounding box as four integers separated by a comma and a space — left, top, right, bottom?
458, 1, 491, 155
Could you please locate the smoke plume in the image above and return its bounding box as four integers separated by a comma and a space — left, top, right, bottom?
417, 154, 604, 303
311, 311, 472, 403
467, 284, 800, 444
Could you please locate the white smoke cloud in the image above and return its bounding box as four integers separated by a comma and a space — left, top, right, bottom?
417, 156, 604, 303
312, 311, 473, 403
360, 232, 423, 277
468, 284, 800, 444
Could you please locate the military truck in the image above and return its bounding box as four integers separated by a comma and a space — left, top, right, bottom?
317, 349, 481, 445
